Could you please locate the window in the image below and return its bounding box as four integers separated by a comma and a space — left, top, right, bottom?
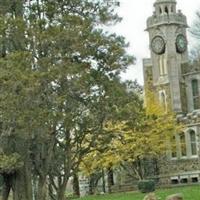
192, 79, 200, 110
171, 6, 174, 13
191, 177, 198, 183
159, 7, 162, 14
180, 178, 188, 184
161, 92, 165, 104
165, 6, 169, 14
159, 57, 167, 76
171, 177, 179, 184
189, 130, 197, 156
171, 136, 177, 158
159, 58, 164, 75
159, 91, 167, 111
180, 132, 186, 157
180, 178, 188, 183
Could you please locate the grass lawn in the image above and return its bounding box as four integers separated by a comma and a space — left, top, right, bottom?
79, 185, 200, 200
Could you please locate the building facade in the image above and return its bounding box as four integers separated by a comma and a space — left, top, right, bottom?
143, 0, 200, 185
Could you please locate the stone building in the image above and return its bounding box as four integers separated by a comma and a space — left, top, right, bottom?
143, 0, 200, 185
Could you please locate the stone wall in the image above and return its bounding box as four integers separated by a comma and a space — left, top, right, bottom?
158, 157, 200, 185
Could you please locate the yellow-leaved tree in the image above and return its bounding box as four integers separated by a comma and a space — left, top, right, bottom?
80, 84, 182, 193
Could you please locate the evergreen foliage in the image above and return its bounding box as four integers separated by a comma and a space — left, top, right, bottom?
138, 180, 155, 193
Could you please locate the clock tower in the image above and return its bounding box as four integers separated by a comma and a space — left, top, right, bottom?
143, 0, 188, 113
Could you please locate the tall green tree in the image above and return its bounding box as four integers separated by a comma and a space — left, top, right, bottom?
0, 0, 133, 200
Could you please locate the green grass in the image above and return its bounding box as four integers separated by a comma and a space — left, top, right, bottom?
79, 185, 200, 200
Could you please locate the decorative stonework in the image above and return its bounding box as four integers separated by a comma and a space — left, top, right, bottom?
177, 110, 200, 125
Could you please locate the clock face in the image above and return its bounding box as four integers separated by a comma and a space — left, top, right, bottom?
176, 34, 187, 53
151, 36, 165, 55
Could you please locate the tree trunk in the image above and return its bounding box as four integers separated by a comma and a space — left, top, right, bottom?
102, 169, 106, 193
57, 178, 69, 200
57, 186, 66, 200
1, 174, 12, 200
12, 167, 32, 200
88, 176, 94, 195
88, 173, 102, 195
107, 168, 114, 193
37, 176, 47, 200
73, 173, 80, 197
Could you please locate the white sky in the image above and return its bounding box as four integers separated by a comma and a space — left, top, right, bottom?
110, 0, 200, 85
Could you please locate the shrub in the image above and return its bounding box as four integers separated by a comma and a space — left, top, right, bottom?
138, 180, 155, 193
64, 192, 73, 198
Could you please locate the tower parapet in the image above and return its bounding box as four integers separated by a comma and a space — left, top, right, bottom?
147, 0, 187, 30
147, 13, 187, 30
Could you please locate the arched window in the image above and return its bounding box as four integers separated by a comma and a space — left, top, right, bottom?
192, 79, 200, 109
171, 135, 177, 158
159, 57, 167, 76
180, 132, 186, 157
159, 7, 162, 14
160, 92, 165, 104
160, 91, 167, 111
171, 6, 174, 13
165, 6, 169, 14
189, 130, 197, 156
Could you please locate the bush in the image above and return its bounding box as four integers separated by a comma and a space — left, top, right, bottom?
138, 180, 155, 193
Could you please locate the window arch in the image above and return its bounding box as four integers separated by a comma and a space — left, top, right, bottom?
171, 6, 174, 13
160, 92, 165, 104
160, 91, 167, 111
192, 79, 200, 109
159, 7, 162, 14
171, 135, 177, 158
189, 130, 197, 156
159, 90, 167, 110
165, 6, 169, 14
